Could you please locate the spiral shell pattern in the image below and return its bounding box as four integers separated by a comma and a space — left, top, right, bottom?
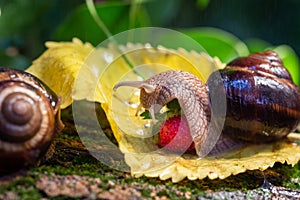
208, 50, 300, 142
0, 68, 63, 173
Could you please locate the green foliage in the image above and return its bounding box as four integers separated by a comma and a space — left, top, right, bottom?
196, 0, 210, 10
55, 2, 150, 45
54, 0, 300, 85
273, 45, 300, 85
0, 0, 51, 38
0, 0, 82, 70
1, 0, 300, 86
245, 38, 271, 53
139, 110, 151, 119
0, 0, 51, 69
0, 50, 29, 70
181, 27, 249, 63
181, 28, 300, 85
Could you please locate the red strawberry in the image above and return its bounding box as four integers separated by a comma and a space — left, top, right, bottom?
158, 115, 195, 153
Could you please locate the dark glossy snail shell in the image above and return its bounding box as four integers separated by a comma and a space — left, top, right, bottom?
208, 50, 300, 143
0, 68, 64, 173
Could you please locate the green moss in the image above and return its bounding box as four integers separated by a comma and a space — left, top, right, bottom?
141, 188, 152, 197
0, 174, 42, 199
278, 163, 300, 189
1, 105, 300, 199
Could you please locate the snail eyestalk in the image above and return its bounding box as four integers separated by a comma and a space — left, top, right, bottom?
113, 80, 159, 122
113, 81, 156, 93
287, 133, 300, 141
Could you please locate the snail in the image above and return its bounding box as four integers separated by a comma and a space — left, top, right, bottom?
0, 68, 64, 173
114, 50, 300, 156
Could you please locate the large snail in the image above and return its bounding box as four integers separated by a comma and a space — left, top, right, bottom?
114, 50, 300, 156
0, 68, 64, 173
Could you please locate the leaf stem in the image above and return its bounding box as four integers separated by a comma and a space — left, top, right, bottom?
129, 0, 142, 29
86, 0, 112, 39
86, 0, 143, 77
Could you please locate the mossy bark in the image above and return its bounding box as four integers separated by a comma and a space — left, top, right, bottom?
0, 102, 300, 199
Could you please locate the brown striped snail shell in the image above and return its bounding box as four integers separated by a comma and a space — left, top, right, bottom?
114, 50, 300, 156
208, 50, 300, 143
0, 68, 64, 173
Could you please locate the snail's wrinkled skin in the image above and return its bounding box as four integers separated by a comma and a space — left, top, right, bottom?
0, 68, 64, 173
114, 71, 210, 155
114, 50, 300, 156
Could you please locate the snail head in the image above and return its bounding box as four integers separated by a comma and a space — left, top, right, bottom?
114, 79, 168, 121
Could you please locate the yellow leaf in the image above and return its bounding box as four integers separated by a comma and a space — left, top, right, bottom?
26, 39, 224, 109
26, 39, 300, 181
98, 44, 300, 182
120, 138, 300, 182
26, 38, 95, 109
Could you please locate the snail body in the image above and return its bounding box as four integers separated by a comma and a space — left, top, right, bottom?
0, 68, 63, 173
114, 51, 300, 156
115, 70, 211, 154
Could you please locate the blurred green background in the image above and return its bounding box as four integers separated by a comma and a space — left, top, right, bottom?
0, 0, 299, 85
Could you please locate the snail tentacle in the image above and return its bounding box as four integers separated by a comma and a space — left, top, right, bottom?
114, 80, 158, 121
113, 80, 156, 93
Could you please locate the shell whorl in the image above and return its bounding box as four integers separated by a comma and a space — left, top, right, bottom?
0, 81, 46, 143
207, 50, 300, 143
0, 68, 63, 172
